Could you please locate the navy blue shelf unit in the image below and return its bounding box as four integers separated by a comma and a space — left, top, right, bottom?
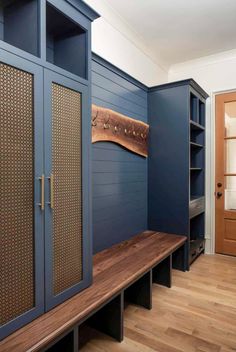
0, 0, 99, 341
148, 79, 209, 270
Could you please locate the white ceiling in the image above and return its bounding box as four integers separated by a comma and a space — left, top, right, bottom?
106, 0, 236, 66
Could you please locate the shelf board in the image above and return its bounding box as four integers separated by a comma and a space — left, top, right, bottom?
189, 238, 205, 265
190, 195, 204, 201
189, 210, 205, 220
190, 238, 205, 249
190, 167, 202, 171
190, 141, 204, 148
190, 120, 205, 131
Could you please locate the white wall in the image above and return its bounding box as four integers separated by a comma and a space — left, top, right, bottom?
169, 49, 236, 254
169, 49, 236, 94
85, 0, 236, 254
84, 0, 168, 86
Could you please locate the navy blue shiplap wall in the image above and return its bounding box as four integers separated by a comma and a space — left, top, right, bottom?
92, 55, 148, 253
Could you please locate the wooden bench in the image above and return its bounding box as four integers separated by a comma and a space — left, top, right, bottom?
0, 231, 186, 352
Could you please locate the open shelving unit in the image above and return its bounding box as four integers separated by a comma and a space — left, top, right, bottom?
190, 141, 204, 148
148, 79, 209, 270
189, 90, 206, 264
0, 0, 89, 80
46, 2, 87, 78
0, 0, 39, 57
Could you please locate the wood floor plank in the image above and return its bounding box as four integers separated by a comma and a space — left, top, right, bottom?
80, 254, 236, 352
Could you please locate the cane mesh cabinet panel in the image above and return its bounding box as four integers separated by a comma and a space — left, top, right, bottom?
52, 83, 83, 295
0, 63, 35, 326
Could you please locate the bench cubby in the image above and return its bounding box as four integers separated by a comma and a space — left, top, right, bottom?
45, 328, 78, 352
86, 293, 124, 342
1, 231, 186, 351
153, 254, 172, 288
125, 270, 153, 310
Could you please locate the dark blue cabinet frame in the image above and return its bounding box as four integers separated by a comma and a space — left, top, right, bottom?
0, 48, 45, 340
0, 0, 99, 340
44, 70, 92, 310
148, 80, 209, 271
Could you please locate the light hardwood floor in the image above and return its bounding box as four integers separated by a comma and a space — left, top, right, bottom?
80, 254, 236, 352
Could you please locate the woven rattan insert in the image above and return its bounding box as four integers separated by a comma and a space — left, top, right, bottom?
52, 83, 83, 295
0, 63, 35, 325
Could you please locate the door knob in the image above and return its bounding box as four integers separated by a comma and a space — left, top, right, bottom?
216, 192, 222, 198
217, 182, 222, 187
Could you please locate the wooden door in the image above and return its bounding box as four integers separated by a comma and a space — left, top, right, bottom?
215, 92, 236, 255
44, 70, 92, 310
0, 50, 44, 340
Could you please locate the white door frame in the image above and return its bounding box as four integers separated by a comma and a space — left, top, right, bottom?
207, 88, 236, 254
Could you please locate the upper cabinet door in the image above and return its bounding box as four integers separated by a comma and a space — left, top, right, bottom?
44, 69, 92, 310
0, 50, 44, 340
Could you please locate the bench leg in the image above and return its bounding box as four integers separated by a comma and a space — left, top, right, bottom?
172, 242, 188, 271
88, 293, 124, 342
44, 327, 78, 352
73, 327, 79, 352
152, 255, 172, 288
125, 270, 152, 310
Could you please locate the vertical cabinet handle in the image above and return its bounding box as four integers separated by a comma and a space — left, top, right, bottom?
50, 173, 54, 209
39, 174, 45, 211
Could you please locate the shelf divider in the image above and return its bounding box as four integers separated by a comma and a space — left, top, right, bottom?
190, 120, 205, 131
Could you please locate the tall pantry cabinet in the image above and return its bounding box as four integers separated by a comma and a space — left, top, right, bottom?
0, 0, 99, 340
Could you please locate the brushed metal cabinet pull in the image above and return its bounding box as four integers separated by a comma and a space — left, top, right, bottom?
38, 174, 45, 210
50, 173, 54, 209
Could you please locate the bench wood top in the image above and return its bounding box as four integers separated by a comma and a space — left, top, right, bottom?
0, 231, 186, 352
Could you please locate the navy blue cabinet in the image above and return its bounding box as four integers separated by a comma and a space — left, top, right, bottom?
148, 79, 209, 269
44, 70, 91, 311
0, 48, 45, 342
0, 0, 99, 340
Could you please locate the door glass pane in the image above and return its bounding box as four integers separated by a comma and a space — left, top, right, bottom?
226, 139, 236, 174
0, 63, 35, 325
225, 101, 236, 137
225, 177, 236, 210
52, 83, 83, 295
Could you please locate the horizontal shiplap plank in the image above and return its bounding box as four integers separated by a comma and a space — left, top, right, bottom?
93, 172, 146, 185
93, 202, 146, 224
92, 96, 146, 122
93, 211, 147, 253
91, 57, 148, 253
93, 147, 147, 163
93, 160, 146, 174
92, 85, 147, 117
92, 191, 147, 210
93, 142, 129, 152
92, 71, 147, 109
92, 60, 147, 101
93, 181, 146, 198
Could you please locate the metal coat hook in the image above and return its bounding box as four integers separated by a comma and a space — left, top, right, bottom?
92, 110, 98, 126
92, 104, 149, 157
103, 112, 110, 129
